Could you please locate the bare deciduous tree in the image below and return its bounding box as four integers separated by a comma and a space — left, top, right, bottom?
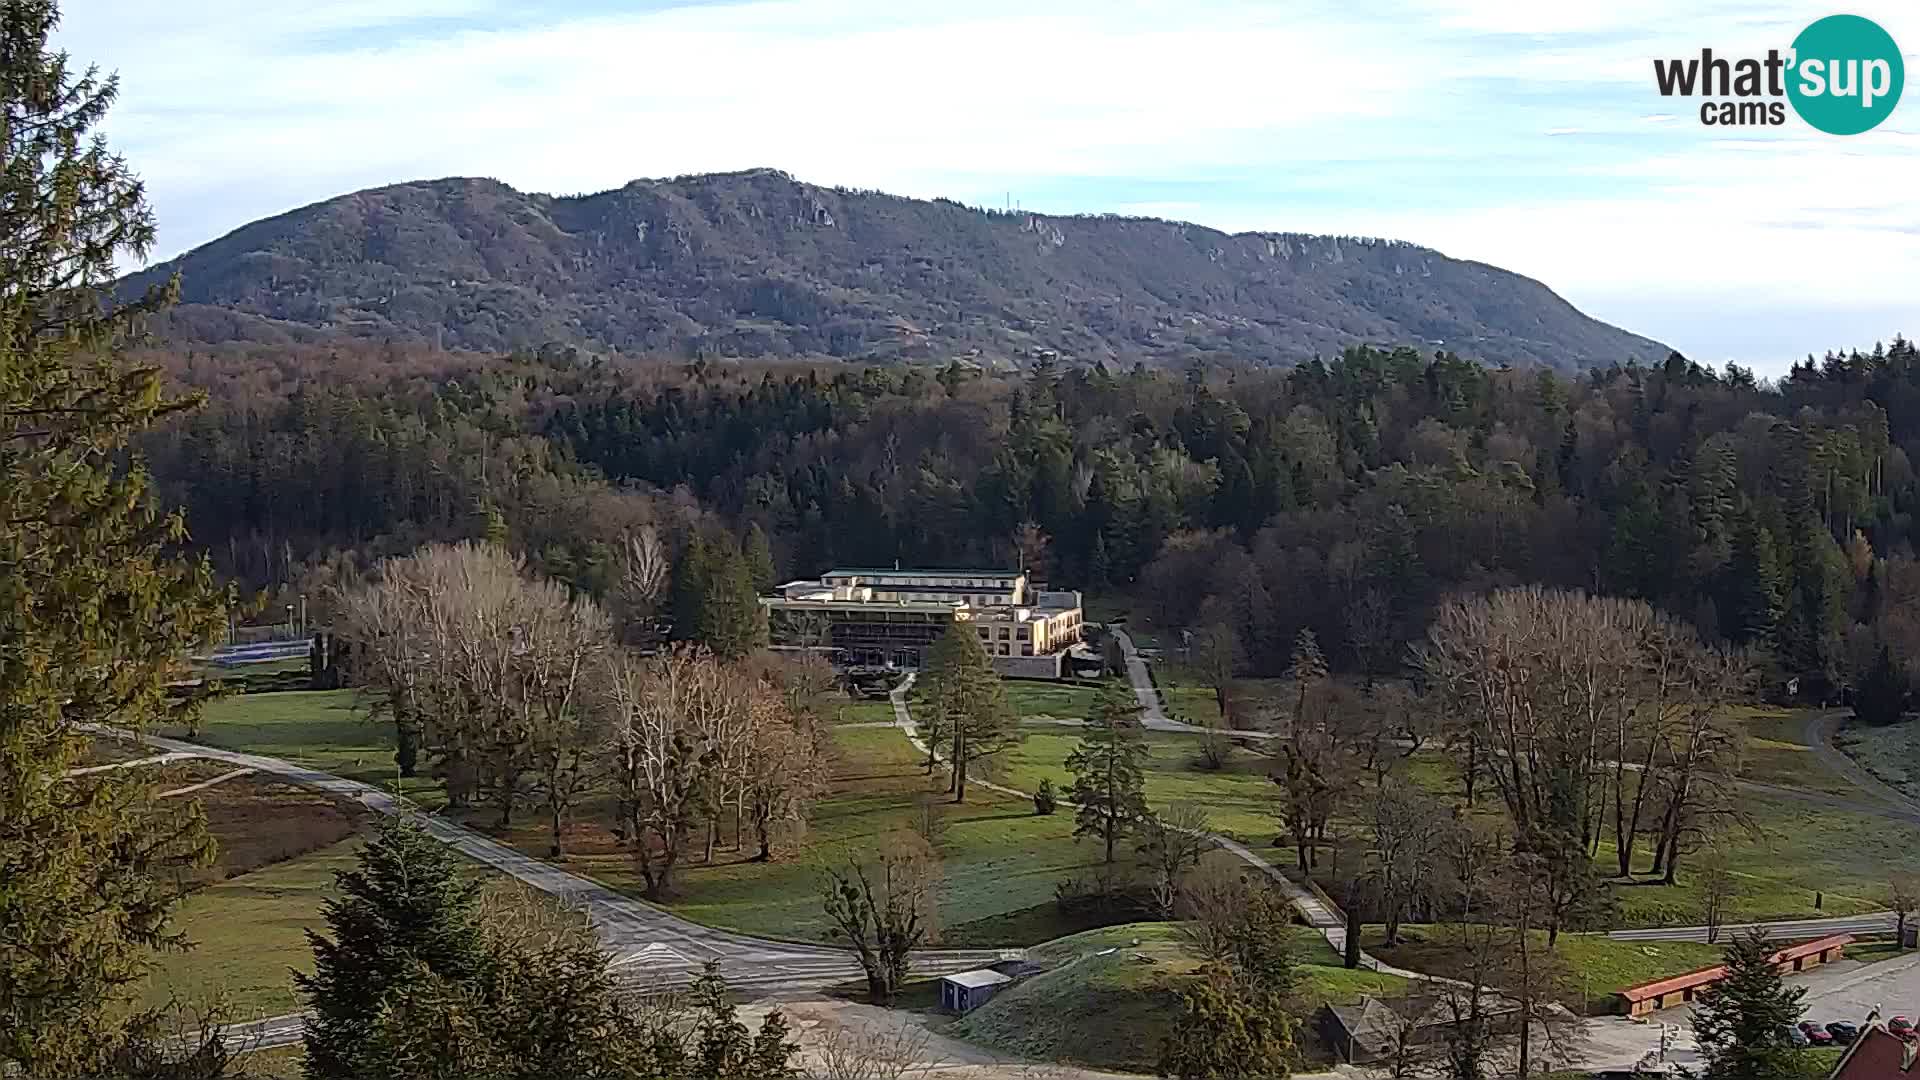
612, 524, 670, 646
1698, 848, 1737, 944
1367, 785, 1456, 946
805, 1021, 932, 1080
820, 834, 940, 1005
605, 647, 724, 897
1892, 872, 1920, 949
1417, 587, 1750, 940
1137, 802, 1214, 918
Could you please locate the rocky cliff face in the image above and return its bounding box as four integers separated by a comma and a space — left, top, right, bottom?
124, 168, 1666, 371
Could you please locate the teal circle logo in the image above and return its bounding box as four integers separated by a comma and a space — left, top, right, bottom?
1787, 14, 1903, 134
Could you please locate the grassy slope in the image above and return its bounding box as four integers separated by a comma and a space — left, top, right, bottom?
948, 922, 1408, 1073
139, 835, 361, 1016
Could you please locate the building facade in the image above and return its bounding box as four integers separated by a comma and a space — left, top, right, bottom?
764, 567, 1085, 677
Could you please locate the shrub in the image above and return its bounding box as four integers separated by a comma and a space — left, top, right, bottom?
1033, 778, 1058, 815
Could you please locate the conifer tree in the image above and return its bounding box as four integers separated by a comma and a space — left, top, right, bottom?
742, 521, 777, 593
0, 3, 230, 1072
1855, 642, 1910, 727
1066, 682, 1151, 863
1156, 966, 1295, 1080
922, 622, 1017, 802
699, 539, 768, 661
296, 818, 489, 1080
1690, 928, 1807, 1080
669, 532, 713, 642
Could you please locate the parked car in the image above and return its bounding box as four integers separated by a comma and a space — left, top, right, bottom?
1800, 1021, 1835, 1046
1784, 1024, 1810, 1048
1827, 1021, 1861, 1045
1890, 1015, 1913, 1038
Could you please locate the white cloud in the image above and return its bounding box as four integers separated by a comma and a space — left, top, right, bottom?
51, 0, 1920, 372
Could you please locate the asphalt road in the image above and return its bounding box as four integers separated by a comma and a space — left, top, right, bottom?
95, 726, 1014, 1050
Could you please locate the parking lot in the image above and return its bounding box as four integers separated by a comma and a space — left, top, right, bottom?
1575, 949, 1920, 1072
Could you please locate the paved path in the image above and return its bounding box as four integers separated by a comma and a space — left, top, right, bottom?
156, 767, 255, 799
67, 751, 198, 775
1806, 709, 1920, 820
887, 677, 1423, 982
93, 726, 1015, 1049
1108, 626, 1273, 739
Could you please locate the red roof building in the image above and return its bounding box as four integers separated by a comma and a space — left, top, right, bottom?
1830, 1025, 1920, 1078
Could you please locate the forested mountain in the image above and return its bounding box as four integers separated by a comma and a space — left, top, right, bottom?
146, 337, 1920, 701
123, 168, 1665, 371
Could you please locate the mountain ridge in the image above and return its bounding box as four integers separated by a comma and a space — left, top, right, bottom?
124, 167, 1668, 370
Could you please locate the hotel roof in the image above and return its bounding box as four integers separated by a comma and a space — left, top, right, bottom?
823, 568, 1023, 578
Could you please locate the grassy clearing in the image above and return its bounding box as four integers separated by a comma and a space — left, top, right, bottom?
441, 724, 1112, 945
948, 922, 1407, 1073
827, 698, 896, 725
164, 690, 444, 808
1001, 679, 1103, 723
1835, 717, 1920, 799
1733, 707, 1860, 796
139, 834, 362, 1016
1597, 790, 1920, 925
997, 730, 1277, 838
1368, 925, 1725, 1014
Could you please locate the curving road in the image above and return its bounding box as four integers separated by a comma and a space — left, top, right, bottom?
94, 725, 1015, 1050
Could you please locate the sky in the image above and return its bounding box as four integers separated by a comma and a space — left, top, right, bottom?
58, 0, 1920, 376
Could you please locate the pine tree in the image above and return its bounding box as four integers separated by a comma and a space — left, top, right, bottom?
1690, 928, 1807, 1080
1723, 511, 1784, 648
922, 623, 1017, 802
699, 540, 769, 661
1289, 628, 1327, 723
1855, 642, 1910, 727
1156, 966, 1296, 1080
669, 532, 713, 642
0, 2, 231, 1071
742, 521, 777, 593
1065, 682, 1151, 863
296, 818, 489, 1080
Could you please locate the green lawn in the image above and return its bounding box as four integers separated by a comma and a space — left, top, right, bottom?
1001, 679, 1103, 723
139, 834, 362, 1016
439, 724, 1115, 945
167, 689, 443, 807
1369, 924, 1725, 1014
949, 922, 1406, 1073
827, 699, 896, 725
1732, 706, 1860, 796
997, 730, 1277, 838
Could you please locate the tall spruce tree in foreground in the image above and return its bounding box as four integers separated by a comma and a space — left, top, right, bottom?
301, 819, 802, 1080
1066, 681, 1151, 863
297, 818, 490, 1079
0, 1, 231, 1073
1689, 927, 1806, 1080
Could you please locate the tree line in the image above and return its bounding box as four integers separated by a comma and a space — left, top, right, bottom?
141, 328, 1920, 709
335, 541, 827, 892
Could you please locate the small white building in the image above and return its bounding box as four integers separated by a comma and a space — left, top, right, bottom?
939, 968, 1014, 1013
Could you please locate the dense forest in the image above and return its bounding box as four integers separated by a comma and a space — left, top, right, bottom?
141, 336, 1920, 698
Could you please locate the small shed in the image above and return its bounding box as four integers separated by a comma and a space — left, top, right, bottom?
940, 968, 1014, 1013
